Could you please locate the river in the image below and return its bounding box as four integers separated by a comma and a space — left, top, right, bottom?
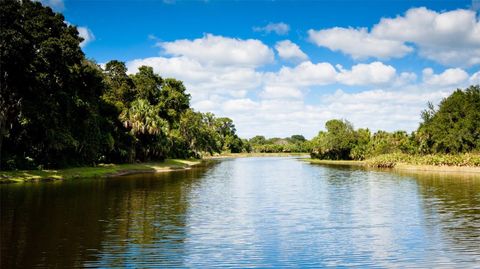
1, 157, 479, 268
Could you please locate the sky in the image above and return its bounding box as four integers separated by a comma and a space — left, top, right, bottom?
42, 0, 480, 138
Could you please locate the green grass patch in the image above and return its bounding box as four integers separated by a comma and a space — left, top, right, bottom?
0, 159, 201, 183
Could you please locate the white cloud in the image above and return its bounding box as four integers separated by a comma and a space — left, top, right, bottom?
260, 86, 303, 99
127, 55, 262, 102
308, 27, 413, 59
314, 87, 454, 134
336, 62, 397, 86
127, 34, 477, 138
222, 98, 259, 113
253, 22, 290, 35
470, 71, 480, 85
308, 7, 480, 66
78, 27, 95, 48
422, 68, 469, 86
232, 84, 458, 138
265, 61, 337, 87
158, 34, 274, 67
372, 7, 480, 66
275, 40, 308, 61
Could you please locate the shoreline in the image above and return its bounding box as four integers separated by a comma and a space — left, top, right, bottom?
0, 159, 201, 184
303, 159, 480, 175
205, 152, 309, 159
3, 155, 479, 184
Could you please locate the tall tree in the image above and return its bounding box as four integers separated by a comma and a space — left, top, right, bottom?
158, 78, 190, 125
0, 0, 107, 168
418, 85, 480, 153
311, 119, 356, 160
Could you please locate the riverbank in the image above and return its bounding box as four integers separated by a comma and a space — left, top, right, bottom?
304, 158, 480, 175
0, 159, 201, 183
205, 152, 309, 159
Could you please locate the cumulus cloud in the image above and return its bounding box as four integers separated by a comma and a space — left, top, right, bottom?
260, 86, 303, 99
372, 7, 480, 66
336, 62, 397, 86
127, 56, 263, 102
315, 88, 452, 134
215, 85, 453, 138
308, 27, 412, 59
308, 7, 480, 66
265, 61, 337, 87
422, 68, 469, 86
158, 34, 274, 67
275, 40, 308, 61
265, 61, 408, 88
127, 34, 478, 138
253, 22, 290, 35
77, 26, 95, 48
222, 98, 259, 112
470, 71, 480, 84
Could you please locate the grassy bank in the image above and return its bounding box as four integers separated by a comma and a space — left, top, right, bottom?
365, 153, 480, 168
304, 159, 366, 166
0, 159, 201, 183
304, 153, 480, 174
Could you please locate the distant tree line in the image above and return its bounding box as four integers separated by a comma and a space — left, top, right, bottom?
0, 0, 247, 170
310, 85, 480, 160
247, 135, 311, 153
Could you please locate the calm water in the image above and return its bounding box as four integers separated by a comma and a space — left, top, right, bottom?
1, 157, 480, 268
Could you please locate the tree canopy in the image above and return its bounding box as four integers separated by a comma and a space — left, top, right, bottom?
0, 0, 248, 170
418, 85, 480, 154
310, 85, 480, 160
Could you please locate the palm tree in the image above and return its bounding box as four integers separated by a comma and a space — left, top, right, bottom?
120, 99, 168, 136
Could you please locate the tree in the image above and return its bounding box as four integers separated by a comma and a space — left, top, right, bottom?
311, 119, 356, 160
178, 110, 218, 157
418, 85, 480, 153
102, 60, 135, 111
215, 117, 237, 151
350, 128, 371, 160
249, 136, 266, 145
289, 135, 306, 143
120, 99, 169, 161
158, 78, 190, 125
131, 66, 163, 105
0, 0, 109, 169
0, 1, 248, 169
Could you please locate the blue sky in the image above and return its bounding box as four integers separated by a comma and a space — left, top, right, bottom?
44, 0, 480, 138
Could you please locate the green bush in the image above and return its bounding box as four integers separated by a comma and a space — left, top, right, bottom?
366, 153, 480, 168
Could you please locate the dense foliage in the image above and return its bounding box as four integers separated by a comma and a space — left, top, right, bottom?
0, 0, 246, 170
417, 86, 480, 154
310, 85, 480, 161
248, 135, 311, 153
365, 153, 480, 168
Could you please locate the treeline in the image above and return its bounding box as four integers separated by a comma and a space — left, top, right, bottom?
248, 135, 310, 153
0, 1, 246, 170
310, 85, 480, 161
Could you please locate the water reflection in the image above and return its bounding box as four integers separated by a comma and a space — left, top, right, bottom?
1, 158, 479, 268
